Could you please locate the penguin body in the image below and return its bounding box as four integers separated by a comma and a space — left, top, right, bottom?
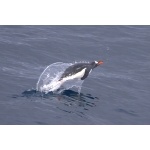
59, 60, 103, 81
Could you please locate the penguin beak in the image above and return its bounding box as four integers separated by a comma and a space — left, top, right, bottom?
98, 60, 103, 65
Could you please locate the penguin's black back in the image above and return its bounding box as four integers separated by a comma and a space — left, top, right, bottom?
59, 62, 92, 80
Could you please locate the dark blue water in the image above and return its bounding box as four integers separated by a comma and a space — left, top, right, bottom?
0, 25, 150, 125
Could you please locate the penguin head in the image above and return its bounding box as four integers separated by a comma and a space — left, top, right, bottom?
91, 60, 103, 68
95, 60, 103, 65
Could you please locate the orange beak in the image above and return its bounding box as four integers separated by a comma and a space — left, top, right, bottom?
98, 60, 103, 65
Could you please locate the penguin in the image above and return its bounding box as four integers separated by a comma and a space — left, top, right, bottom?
59, 60, 103, 82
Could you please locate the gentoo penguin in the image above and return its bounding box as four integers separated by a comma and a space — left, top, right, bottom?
59, 60, 103, 82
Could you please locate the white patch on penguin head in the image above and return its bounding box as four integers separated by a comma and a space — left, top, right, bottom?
95, 61, 98, 64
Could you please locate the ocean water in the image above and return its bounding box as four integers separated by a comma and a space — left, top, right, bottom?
0, 25, 150, 125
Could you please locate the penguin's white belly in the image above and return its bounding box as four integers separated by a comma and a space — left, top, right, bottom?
63, 68, 86, 81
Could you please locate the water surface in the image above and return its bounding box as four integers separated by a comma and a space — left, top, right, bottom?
0, 25, 150, 124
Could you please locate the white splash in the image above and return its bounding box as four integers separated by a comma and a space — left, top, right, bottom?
36, 62, 84, 93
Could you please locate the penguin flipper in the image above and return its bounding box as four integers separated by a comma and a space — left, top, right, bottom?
81, 76, 87, 80
81, 69, 90, 80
